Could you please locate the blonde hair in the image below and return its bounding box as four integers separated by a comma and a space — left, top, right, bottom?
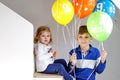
34, 26, 52, 44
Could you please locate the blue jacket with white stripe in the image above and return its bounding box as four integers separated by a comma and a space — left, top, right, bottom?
68, 45, 106, 80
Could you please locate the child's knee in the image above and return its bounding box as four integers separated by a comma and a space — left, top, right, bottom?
60, 59, 67, 64
56, 63, 64, 70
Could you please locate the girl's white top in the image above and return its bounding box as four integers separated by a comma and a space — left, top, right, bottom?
34, 42, 54, 72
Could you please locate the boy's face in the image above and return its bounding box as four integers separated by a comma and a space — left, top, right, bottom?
77, 33, 92, 48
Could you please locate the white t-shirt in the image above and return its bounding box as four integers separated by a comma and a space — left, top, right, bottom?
34, 42, 54, 72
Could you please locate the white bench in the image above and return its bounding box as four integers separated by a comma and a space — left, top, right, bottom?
33, 72, 63, 80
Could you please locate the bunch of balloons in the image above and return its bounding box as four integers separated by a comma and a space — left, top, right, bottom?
87, 0, 115, 42
51, 0, 116, 42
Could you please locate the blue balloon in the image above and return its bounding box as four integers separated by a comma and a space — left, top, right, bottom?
93, 0, 115, 19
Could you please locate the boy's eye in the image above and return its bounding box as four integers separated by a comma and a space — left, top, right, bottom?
79, 36, 82, 38
78, 36, 89, 39
85, 36, 89, 38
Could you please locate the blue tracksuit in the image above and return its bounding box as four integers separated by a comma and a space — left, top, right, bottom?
68, 45, 106, 80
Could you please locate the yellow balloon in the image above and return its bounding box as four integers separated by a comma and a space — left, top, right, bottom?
52, 0, 74, 26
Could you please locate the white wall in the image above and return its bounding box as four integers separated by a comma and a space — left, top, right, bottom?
0, 2, 33, 80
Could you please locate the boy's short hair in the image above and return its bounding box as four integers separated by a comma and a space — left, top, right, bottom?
78, 25, 90, 35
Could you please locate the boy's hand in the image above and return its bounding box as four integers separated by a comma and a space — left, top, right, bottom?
70, 53, 77, 65
101, 50, 107, 63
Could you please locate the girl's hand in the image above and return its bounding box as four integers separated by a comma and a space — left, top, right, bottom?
70, 53, 77, 65
51, 49, 57, 57
101, 50, 107, 63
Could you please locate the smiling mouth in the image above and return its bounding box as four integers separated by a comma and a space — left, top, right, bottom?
44, 40, 48, 42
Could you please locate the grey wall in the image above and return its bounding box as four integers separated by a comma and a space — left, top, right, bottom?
1, 0, 120, 79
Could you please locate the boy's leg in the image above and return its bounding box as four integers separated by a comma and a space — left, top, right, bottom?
42, 63, 73, 80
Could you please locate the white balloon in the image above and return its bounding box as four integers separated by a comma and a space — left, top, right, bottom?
112, 0, 120, 9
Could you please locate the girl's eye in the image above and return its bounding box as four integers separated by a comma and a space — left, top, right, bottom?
41, 35, 50, 38
47, 35, 50, 37
41, 35, 45, 37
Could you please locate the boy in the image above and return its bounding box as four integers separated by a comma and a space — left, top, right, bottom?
68, 25, 107, 80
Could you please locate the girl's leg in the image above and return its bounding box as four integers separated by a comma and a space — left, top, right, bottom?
42, 63, 73, 80
54, 59, 68, 72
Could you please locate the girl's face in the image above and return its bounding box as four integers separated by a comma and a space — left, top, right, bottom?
38, 31, 51, 45
77, 33, 92, 48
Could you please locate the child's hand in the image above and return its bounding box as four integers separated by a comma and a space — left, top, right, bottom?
101, 50, 107, 63
51, 49, 57, 57
70, 53, 77, 65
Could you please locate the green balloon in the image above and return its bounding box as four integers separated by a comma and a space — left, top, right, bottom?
87, 11, 113, 42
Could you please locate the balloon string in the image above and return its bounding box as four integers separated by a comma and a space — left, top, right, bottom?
71, 16, 77, 53
66, 25, 74, 48
71, 21, 74, 49
87, 42, 104, 80
72, 17, 76, 49
73, 15, 81, 52
56, 24, 59, 49
98, 42, 101, 50
101, 42, 104, 50
78, 18, 81, 29
62, 27, 67, 45
98, 42, 104, 50
74, 16, 77, 49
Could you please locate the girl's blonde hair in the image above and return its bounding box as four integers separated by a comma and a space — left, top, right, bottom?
34, 26, 52, 44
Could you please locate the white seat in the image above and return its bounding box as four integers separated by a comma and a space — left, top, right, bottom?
33, 72, 63, 80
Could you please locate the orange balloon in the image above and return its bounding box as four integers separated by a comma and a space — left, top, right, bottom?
73, 0, 96, 18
